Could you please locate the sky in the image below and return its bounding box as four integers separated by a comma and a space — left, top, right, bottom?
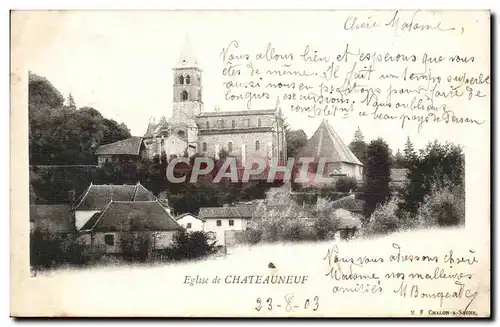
18, 10, 490, 152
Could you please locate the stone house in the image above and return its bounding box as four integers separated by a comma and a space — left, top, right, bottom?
95, 136, 147, 167
77, 200, 181, 254
29, 204, 75, 238
295, 120, 364, 187
198, 205, 253, 245
175, 213, 205, 231
73, 182, 171, 232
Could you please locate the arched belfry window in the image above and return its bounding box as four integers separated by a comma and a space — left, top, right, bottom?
255, 140, 260, 151
228, 142, 233, 152
232, 120, 236, 128
178, 75, 184, 85
206, 121, 210, 129
185, 75, 191, 84
181, 91, 189, 101
258, 118, 262, 127
203, 142, 207, 152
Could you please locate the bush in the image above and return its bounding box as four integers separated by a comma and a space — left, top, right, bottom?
243, 228, 262, 244
365, 197, 400, 236
168, 229, 216, 261
119, 231, 152, 262
416, 185, 465, 228
335, 176, 358, 193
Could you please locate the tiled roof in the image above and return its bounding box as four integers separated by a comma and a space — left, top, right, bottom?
30, 204, 75, 233
198, 206, 253, 219
74, 183, 157, 211
197, 109, 276, 117
297, 121, 363, 166
94, 137, 143, 156
390, 168, 409, 182
330, 195, 364, 212
175, 213, 205, 222
81, 201, 180, 232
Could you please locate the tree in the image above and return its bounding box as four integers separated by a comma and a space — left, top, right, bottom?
403, 137, 418, 169
401, 141, 464, 216
286, 129, 308, 158
363, 138, 392, 218
348, 127, 368, 165
67, 93, 76, 110
353, 126, 364, 142
28, 73, 132, 165
392, 149, 406, 169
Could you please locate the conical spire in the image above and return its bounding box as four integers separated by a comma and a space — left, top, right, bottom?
176, 34, 198, 68
275, 96, 282, 116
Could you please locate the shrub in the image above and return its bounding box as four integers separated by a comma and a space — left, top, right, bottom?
119, 231, 152, 262
243, 228, 262, 244
416, 185, 465, 228
168, 229, 216, 261
335, 176, 358, 193
365, 197, 400, 236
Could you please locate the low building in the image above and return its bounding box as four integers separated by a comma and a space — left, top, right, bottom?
295, 120, 364, 187
73, 182, 169, 231
78, 200, 181, 254
175, 213, 205, 231
198, 206, 253, 245
95, 136, 147, 167
29, 204, 75, 239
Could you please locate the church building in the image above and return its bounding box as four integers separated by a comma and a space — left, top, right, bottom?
142, 37, 287, 167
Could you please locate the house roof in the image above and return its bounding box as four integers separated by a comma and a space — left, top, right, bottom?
30, 204, 75, 233
297, 121, 363, 166
330, 194, 364, 212
80, 200, 180, 232
391, 168, 409, 182
198, 206, 253, 219
175, 212, 205, 222
333, 208, 362, 229
74, 183, 158, 211
196, 109, 276, 118
94, 137, 143, 156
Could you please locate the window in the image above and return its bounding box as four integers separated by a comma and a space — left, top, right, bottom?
258, 118, 261, 127
255, 140, 260, 150
186, 223, 192, 229
245, 118, 250, 127
181, 91, 189, 101
104, 234, 115, 246
217, 119, 224, 128
177, 130, 186, 138
185, 75, 191, 84
198, 90, 202, 101
231, 120, 236, 128
206, 121, 210, 129
216, 220, 222, 227
178, 75, 184, 84
229, 220, 234, 226
228, 142, 233, 152
203, 142, 207, 151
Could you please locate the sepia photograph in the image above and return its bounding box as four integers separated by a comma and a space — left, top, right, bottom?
11, 9, 490, 317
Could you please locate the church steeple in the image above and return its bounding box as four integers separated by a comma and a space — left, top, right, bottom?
275, 96, 282, 117
171, 34, 203, 134
175, 35, 198, 69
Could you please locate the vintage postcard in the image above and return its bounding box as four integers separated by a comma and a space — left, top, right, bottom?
10, 10, 490, 317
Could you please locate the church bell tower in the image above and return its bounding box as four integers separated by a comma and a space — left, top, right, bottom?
172, 35, 203, 121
